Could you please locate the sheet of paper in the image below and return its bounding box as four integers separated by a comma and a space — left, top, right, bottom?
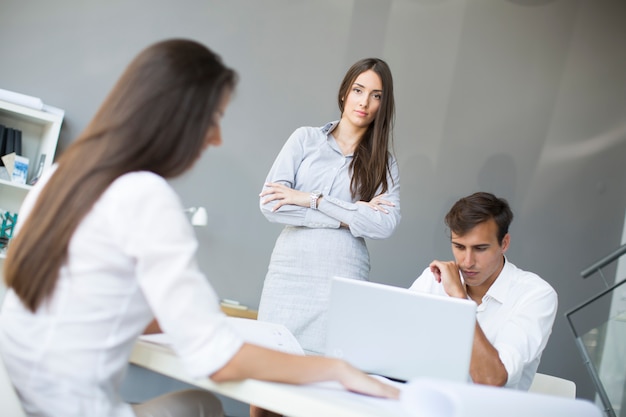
138, 317, 304, 355
399, 378, 602, 417
224, 317, 304, 355
1, 153, 15, 177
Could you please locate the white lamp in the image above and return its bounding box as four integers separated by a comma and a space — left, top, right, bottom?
184, 206, 208, 227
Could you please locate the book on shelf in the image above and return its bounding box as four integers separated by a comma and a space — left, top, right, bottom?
0, 152, 29, 184
0, 125, 6, 166
4, 128, 15, 155
14, 129, 22, 155
0, 127, 23, 168
12, 155, 29, 185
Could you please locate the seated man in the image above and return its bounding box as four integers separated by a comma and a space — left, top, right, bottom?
409, 192, 557, 390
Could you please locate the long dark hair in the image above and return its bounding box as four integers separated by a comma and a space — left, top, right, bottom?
337, 58, 395, 201
4, 39, 237, 312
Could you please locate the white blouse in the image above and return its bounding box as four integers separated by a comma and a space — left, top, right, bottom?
0, 169, 243, 417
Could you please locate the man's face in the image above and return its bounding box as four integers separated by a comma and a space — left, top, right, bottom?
450, 218, 509, 292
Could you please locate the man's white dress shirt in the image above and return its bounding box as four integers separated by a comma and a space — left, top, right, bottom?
409, 258, 557, 390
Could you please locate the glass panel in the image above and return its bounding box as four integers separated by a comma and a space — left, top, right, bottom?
568, 278, 626, 417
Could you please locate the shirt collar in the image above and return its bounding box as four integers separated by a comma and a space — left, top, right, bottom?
321, 120, 340, 135
321, 121, 352, 157
483, 256, 512, 304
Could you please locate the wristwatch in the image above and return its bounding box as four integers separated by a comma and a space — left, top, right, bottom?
310, 190, 323, 210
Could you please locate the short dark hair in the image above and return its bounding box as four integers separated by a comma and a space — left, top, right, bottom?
445, 192, 513, 245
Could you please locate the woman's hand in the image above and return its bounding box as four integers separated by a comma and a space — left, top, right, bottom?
212, 344, 399, 399
336, 361, 400, 399
356, 193, 395, 214
260, 182, 310, 212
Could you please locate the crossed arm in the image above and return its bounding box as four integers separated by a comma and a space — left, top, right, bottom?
260, 181, 398, 235
260, 182, 395, 215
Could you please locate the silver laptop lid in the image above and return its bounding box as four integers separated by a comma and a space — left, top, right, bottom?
325, 276, 477, 382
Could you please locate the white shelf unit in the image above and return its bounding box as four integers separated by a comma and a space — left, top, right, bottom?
0, 99, 64, 260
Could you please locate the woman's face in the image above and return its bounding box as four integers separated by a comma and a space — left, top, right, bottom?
341, 69, 383, 129
202, 91, 231, 150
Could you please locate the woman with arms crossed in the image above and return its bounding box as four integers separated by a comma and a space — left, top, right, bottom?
0, 40, 398, 417
259, 58, 401, 355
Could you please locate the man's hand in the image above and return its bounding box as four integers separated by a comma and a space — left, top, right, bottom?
429, 260, 467, 299
429, 260, 508, 386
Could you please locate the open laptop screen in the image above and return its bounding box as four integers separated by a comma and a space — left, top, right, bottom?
325, 276, 477, 383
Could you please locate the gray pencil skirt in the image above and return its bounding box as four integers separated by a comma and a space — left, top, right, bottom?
258, 226, 370, 354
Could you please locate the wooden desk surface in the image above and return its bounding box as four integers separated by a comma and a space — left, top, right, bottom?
220, 305, 258, 320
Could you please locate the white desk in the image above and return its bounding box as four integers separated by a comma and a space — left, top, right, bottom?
130, 340, 410, 417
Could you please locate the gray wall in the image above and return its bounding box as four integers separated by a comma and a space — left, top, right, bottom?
2, 0, 625, 404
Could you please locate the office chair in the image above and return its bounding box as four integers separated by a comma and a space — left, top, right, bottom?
529, 372, 576, 398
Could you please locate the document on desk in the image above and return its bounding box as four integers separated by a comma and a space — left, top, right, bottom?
399, 378, 602, 417
139, 317, 304, 355
223, 317, 304, 355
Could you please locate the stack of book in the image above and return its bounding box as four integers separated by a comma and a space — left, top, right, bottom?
0, 124, 28, 184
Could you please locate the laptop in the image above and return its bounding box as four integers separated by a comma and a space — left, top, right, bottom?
325, 276, 477, 383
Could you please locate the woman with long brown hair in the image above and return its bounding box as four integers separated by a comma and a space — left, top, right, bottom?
0, 40, 398, 417
258, 58, 401, 355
